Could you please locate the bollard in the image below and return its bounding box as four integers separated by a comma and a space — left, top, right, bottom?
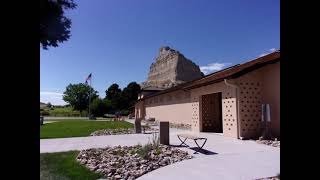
135, 119, 142, 133
160, 121, 169, 145
40, 116, 44, 126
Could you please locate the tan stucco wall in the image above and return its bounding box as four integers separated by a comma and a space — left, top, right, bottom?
144, 90, 192, 126
261, 62, 280, 137
145, 103, 192, 125
190, 81, 238, 138
234, 61, 280, 139
235, 72, 263, 139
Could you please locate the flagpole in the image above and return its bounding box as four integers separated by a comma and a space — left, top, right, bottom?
89, 73, 92, 119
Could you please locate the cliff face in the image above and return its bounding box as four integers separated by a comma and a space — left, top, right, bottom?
141, 46, 203, 89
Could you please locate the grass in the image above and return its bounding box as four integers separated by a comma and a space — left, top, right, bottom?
40, 120, 134, 139
40, 151, 102, 180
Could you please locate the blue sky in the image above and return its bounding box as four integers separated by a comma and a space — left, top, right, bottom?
40, 0, 279, 105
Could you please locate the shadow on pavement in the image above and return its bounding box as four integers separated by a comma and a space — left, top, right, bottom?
169, 144, 218, 155
189, 147, 218, 155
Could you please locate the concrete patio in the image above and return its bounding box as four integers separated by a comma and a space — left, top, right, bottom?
40, 126, 279, 180
139, 131, 280, 180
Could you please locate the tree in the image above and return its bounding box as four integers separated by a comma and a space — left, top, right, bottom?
47, 102, 53, 108
105, 84, 121, 100
104, 82, 141, 113
104, 99, 113, 114
105, 83, 124, 112
89, 98, 111, 117
40, 0, 77, 50
122, 82, 141, 108
63, 83, 98, 113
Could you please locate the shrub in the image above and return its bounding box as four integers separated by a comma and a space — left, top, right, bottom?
120, 110, 131, 116
40, 110, 49, 116
47, 102, 53, 108
45, 107, 83, 117
137, 133, 160, 159
137, 143, 153, 160
150, 133, 160, 149
90, 98, 110, 117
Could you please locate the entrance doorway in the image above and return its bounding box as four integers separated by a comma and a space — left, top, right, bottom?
201, 92, 223, 133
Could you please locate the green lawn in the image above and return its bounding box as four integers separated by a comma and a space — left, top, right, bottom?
40, 151, 102, 180
40, 120, 134, 139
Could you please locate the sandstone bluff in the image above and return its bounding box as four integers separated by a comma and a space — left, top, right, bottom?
141, 46, 203, 89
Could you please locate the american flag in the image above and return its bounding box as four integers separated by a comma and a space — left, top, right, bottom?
85, 73, 92, 85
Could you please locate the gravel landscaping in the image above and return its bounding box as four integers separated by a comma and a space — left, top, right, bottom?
90, 128, 137, 136
90, 127, 159, 136
76, 145, 193, 180
169, 123, 192, 130
256, 139, 280, 147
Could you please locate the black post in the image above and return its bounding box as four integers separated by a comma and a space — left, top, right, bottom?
160, 121, 169, 145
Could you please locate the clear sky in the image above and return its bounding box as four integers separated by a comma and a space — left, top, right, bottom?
40, 0, 279, 105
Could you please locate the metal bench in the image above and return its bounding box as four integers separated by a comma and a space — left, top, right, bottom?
177, 134, 207, 154
142, 124, 148, 133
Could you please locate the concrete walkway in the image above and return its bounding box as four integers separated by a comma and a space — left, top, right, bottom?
139, 131, 280, 180
139, 150, 279, 180
40, 128, 279, 179
40, 133, 152, 153
43, 121, 57, 124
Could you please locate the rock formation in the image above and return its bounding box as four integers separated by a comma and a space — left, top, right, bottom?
141, 46, 203, 89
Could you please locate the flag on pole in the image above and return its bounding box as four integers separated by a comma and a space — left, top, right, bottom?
85, 73, 92, 85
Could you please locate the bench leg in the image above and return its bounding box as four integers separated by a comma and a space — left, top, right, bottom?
193, 139, 207, 154
177, 135, 189, 147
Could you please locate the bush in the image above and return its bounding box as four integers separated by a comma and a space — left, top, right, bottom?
120, 110, 131, 116
46, 107, 83, 117
137, 143, 153, 159
40, 110, 50, 116
136, 133, 160, 159
90, 98, 110, 117
47, 102, 53, 108
151, 133, 160, 149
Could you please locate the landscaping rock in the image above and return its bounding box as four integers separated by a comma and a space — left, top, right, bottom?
256, 139, 280, 148
90, 127, 158, 136
114, 174, 121, 179
76, 145, 192, 180
169, 123, 192, 130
